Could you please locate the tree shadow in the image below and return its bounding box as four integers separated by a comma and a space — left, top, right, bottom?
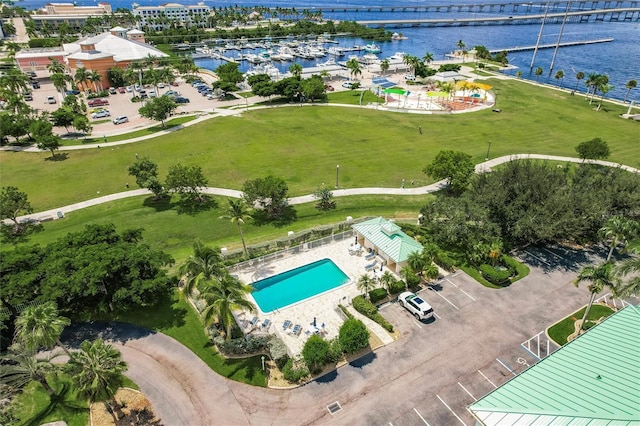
314, 369, 338, 383
252, 206, 298, 227
348, 351, 377, 369
22, 382, 87, 426
142, 195, 174, 212
44, 153, 69, 162
175, 195, 218, 215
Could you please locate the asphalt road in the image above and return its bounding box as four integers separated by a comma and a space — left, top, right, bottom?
62, 244, 619, 426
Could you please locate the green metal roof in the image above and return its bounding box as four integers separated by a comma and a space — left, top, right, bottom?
469, 305, 640, 425
352, 217, 423, 263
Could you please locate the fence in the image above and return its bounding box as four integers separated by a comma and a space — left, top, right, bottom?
595, 293, 633, 310
228, 229, 355, 273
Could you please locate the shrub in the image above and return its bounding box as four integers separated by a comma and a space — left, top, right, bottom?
302, 335, 331, 373
388, 279, 406, 295
352, 296, 394, 332
327, 338, 343, 363
369, 288, 388, 303
338, 319, 370, 353
405, 272, 420, 288
479, 264, 511, 285
338, 304, 354, 319
501, 255, 520, 275
215, 335, 270, 356
435, 253, 457, 272
267, 336, 288, 365
282, 358, 309, 383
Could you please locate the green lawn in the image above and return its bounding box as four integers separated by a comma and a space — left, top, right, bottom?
4, 79, 637, 213
105, 292, 268, 386
547, 304, 615, 346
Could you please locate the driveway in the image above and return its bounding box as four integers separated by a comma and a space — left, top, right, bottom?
64, 245, 611, 425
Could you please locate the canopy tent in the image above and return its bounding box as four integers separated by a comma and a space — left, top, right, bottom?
427, 91, 449, 97
455, 81, 493, 91
383, 88, 406, 95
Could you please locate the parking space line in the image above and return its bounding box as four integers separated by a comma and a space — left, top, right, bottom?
477, 370, 497, 388
523, 250, 552, 266
428, 288, 459, 310
496, 358, 517, 376
412, 320, 423, 329
457, 382, 477, 401
541, 247, 563, 259
436, 395, 467, 425
433, 312, 441, 319
445, 278, 476, 301
413, 408, 430, 425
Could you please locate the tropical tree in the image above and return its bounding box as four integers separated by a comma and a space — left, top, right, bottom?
178, 240, 223, 295
220, 198, 252, 258
407, 250, 427, 279
422, 51, 434, 65
0, 346, 60, 398
423, 150, 475, 195
534, 67, 543, 82
575, 137, 610, 161
403, 54, 419, 76
615, 241, 640, 298
74, 67, 91, 91
14, 302, 71, 356
554, 69, 565, 87
67, 339, 128, 423
88, 69, 103, 92
46, 58, 66, 75
379, 271, 396, 293
346, 58, 362, 81
574, 262, 618, 332
596, 82, 613, 110
288, 62, 302, 79
623, 79, 637, 104
0, 69, 29, 94
515, 70, 523, 79
574, 71, 585, 91
380, 58, 389, 76
50, 72, 68, 94
199, 274, 256, 340
312, 186, 336, 211
599, 217, 638, 261
356, 274, 377, 298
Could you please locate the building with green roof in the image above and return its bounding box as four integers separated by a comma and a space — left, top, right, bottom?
468, 304, 640, 425
352, 217, 423, 273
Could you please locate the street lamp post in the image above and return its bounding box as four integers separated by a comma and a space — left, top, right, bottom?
485, 141, 492, 160
335, 165, 339, 189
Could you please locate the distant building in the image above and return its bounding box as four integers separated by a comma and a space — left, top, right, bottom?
31, 2, 112, 31
133, 2, 211, 30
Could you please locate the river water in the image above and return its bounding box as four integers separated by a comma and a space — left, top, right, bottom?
16, 0, 640, 101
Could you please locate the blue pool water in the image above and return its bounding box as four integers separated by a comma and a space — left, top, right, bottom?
252, 258, 349, 313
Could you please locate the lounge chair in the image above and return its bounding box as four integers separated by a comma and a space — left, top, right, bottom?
365, 251, 376, 260
248, 316, 259, 328
292, 324, 302, 336
261, 319, 271, 329
282, 319, 292, 330
365, 260, 377, 271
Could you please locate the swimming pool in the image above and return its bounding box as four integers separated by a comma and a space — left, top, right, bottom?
252, 258, 349, 313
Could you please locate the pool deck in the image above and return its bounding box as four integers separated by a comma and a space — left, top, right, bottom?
234, 238, 393, 356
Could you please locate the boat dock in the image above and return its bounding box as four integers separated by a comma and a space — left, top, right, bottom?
488, 37, 613, 53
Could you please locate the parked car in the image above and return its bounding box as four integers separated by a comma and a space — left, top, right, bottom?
87, 98, 109, 107
65, 89, 81, 96
29, 71, 37, 78
164, 90, 180, 97
47, 96, 57, 104
174, 97, 190, 104
171, 81, 179, 86
113, 115, 129, 125
398, 292, 434, 321
134, 84, 141, 92
91, 109, 111, 119
31, 81, 40, 89
158, 83, 165, 88
149, 91, 157, 98
126, 86, 133, 92
108, 87, 117, 94
24, 92, 33, 101
404, 74, 416, 81
342, 81, 356, 89
191, 80, 204, 87
325, 84, 334, 91
117, 87, 126, 94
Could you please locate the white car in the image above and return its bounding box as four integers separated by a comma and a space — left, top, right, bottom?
404, 74, 416, 81
398, 292, 434, 321
113, 116, 129, 125
46, 96, 57, 104
91, 110, 111, 119
158, 83, 165, 88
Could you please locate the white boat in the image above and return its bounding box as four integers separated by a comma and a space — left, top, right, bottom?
317, 58, 337, 67
364, 43, 381, 54
388, 52, 407, 62
391, 32, 408, 40
327, 46, 345, 56
359, 53, 380, 65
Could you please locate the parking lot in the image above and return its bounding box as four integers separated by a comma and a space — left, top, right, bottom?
24, 73, 229, 137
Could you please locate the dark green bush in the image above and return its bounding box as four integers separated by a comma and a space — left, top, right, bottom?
327, 338, 343, 362
302, 335, 331, 373
388, 279, 406, 295
405, 272, 420, 288
369, 288, 388, 303
215, 335, 269, 356
352, 296, 394, 332
479, 264, 511, 285
435, 253, 457, 272
338, 304, 354, 319
275, 354, 289, 370
282, 358, 309, 383
28, 38, 61, 48
338, 319, 370, 353
501, 255, 520, 275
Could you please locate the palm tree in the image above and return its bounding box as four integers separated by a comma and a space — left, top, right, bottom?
178, 240, 224, 295
0, 69, 29, 94
289, 62, 302, 79
574, 262, 618, 332
345, 58, 362, 81
220, 198, 252, 258
379, 271, 396, 293
534, 67, 543, 82
0, 346, 60, 397
599, 217, 638, 262
14, 302, 71, 356
88, 69, 102, 92
623, 79, 637, 104
515, 70, 523, 79
422, 51, 434, 66
574, 71, 585, 91
456, 40, 466, 59
402, 54, 418, 76
554, 69, 565, 87
357, 274, 377, 298
380, 59, 389, 76
67, 339, 128, 423
199, 274, 256, 340
50, 72, 68, 94
407, 250, 427, 279
74, 67, 91, 91
615, 241, 640, 298
46, 58, 66, 75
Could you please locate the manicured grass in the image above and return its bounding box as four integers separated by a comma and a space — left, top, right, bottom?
327, 89, 385, 104
21, 194, 431, 265
2, 79, 637, 213
106, 292, 268, 387
58, 116, 199, 146
11, 374, 89, 426
547, 304, 615, 346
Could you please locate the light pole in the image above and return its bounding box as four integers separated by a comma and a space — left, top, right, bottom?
335, 165, 339, 189
485, 141, 492, 161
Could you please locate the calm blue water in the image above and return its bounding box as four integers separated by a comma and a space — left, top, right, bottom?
251, 258, 349, 313
17, 0, 639, 101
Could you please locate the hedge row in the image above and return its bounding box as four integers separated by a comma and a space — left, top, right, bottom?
369, 288, 388, 303
352, 295, 393, 332
479, 264, 511, 285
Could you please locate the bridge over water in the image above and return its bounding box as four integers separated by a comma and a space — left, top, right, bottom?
354, 7, 640, 27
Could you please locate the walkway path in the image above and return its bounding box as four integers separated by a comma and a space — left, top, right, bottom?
18, 154, 639, 222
